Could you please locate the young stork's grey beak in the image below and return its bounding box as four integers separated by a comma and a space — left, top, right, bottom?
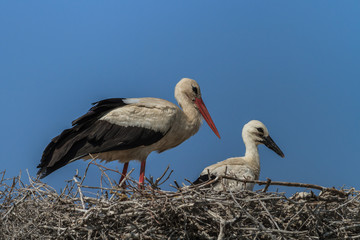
262, 135, 285, 158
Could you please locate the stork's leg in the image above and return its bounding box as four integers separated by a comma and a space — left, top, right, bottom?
119, 162, 129, 184
139, 160, 146, 187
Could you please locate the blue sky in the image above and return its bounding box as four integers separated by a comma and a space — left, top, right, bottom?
1, 1, 360, 195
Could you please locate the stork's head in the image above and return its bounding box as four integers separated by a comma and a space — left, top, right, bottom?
175, 78, 220, 139
175, 78, 202, 103
242, 120, 284, 158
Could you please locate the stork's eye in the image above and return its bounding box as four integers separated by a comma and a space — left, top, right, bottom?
257, 128, 264, 134
192, 86, 198, 95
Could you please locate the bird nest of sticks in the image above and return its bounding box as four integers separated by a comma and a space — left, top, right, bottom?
0, 162, 359, 240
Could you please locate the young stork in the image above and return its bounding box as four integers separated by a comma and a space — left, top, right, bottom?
37, 78, 221, 185
193, 120, 284, 191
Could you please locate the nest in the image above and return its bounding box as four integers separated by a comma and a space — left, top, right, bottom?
1, 162, 359, 240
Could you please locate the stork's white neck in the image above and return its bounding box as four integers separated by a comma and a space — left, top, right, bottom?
243, 137, 260, 171
175, 93, 202, 135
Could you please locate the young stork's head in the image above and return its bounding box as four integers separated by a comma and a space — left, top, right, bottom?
242, 120, 285, 158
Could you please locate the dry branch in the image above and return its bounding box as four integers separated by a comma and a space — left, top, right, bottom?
219, 175, 349, 197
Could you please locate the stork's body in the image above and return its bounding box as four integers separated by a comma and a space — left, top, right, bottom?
193, 120, 284, 191
37, 78, 220, 183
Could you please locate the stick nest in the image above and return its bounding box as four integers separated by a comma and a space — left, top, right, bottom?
0, 162, 359, 240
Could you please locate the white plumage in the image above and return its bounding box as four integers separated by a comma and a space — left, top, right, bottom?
99, 98, 178, 135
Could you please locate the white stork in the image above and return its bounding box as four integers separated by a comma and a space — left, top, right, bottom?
37, 78, 221, 185
193, 120, 284, 191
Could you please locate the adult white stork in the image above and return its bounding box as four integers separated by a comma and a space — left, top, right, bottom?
37, 78, 221, 185
193, 120, 284, 191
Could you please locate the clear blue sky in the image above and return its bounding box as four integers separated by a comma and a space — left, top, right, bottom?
1, 1, 359, 194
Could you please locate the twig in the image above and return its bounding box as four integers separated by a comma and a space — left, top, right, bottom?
229, 190, 276, 240
73, 174, 86, 210
221, 176, 348, 197
259, 200, 281, 231
262, 178, 272, 193
323, 224, 360, 238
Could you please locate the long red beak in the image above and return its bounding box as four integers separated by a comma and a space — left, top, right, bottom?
195, 97, 221, 139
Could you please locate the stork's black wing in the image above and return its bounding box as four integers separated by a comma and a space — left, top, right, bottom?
37, 98, 166, 178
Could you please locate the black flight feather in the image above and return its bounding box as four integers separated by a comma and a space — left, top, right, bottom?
193, 174, 217, 185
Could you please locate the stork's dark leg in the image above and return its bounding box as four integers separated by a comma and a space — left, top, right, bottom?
139, 160, 146, 187
119, 162, 129, 184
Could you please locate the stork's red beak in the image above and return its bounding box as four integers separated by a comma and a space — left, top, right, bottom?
195, 97, 221, 139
